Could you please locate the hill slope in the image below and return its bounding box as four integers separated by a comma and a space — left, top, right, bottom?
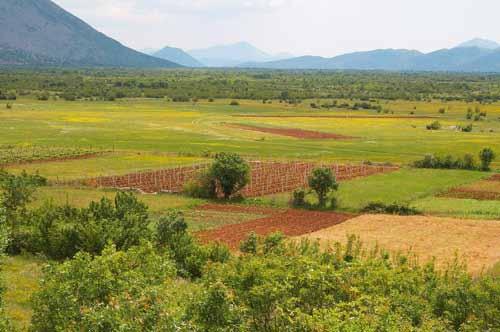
153, 47, 203, 67
0, 0, 180, 67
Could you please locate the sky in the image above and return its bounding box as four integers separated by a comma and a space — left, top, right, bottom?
52, 0, 500, 57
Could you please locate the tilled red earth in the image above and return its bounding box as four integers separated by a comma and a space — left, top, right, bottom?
489, 174, 500, 181
196, 204, 286, 215
227, 123, 354, 140
196, 207, 355, 249
82, 161, 397, 196
442, 188, 500, 201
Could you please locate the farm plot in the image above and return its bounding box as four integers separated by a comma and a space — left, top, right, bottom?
299, 214, 500, 274
82, 161, 397, 196
0, 145, 106, 166
227, 123, 354, 139
196, 204, 354, 248
440, 175, 500, 200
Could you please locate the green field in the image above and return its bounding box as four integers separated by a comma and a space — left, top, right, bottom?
2, 98, 499, 172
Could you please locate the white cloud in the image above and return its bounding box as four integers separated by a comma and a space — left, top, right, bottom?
52, 0, 500, 57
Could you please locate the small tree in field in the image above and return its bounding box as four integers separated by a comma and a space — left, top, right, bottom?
479, 148, 496, 171
211, 153, 250, 199
308, 168, 338, 208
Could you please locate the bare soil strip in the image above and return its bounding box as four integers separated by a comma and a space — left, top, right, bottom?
489, 174, 500, 181
227, 123, 354, 140
298, 214, 500, 275
196, 209, 355, 249
442, 189, 500, 201
196, 204, 285, 215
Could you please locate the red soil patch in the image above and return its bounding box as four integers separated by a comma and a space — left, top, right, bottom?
196, 204, 285, 215
232, 115, 438, 119
227, 123, 354, 140
441, 189, 500, 201
196, 209, 355, 249
489, 174, 500, 181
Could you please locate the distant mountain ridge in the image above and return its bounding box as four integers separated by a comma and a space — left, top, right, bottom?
0, 0, 180, 67
153, 47, 203, 67
240, 39, 500, 72
188, 42, 292, 67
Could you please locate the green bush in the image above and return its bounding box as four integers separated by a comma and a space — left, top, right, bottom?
183, 169, 216, 199
291, 188, 307, 208
23, 192, 152, 260
156, 210, 208, 279
30, 243, 177, 332
361, 202, 421, 215
426, 121, 442, 130
412, 151, 488, 171
230, 100, 240, 106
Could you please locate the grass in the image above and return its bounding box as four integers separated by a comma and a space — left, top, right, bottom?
413, 197, 500, 219
253, 168, 494, 214
31, 187, 205, 220
3, 255, 44, 331
1, 98, 499, 168
5, 152, 207, 180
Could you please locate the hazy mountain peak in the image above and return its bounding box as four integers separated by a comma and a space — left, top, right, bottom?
456, 38, 500, 50
153, 46, 203, 67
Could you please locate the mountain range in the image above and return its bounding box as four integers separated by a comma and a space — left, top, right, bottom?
0, 0, 179, 67
240, 39, 500, 72
1, 0, 499, 72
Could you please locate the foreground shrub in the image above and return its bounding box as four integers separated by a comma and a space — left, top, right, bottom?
24, 191, 152, 259
30, 243, 177, 332
0, 205, 13, 330
183, 169, 216, 199
361, 202, 421, 215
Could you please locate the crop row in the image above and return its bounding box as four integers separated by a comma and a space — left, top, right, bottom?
77, 161, 398, 197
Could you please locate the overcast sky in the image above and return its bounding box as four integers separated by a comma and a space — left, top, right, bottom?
52, 0, 500, 57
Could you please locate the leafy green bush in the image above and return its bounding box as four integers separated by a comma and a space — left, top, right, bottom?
426, 121, 442, 130
23, 192, 152, 260
361, 202, 421, 215
30, 243, 177, 332
229, 100, 240, 106
183, 169, 217, 199
412, 150, 490, 171
156, 210, 208, 279
291, 188, 307, 208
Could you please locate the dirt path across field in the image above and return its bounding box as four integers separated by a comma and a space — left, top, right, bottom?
227, 123, 354, 140
196, 205, 355, 248
298, 214, 500, 274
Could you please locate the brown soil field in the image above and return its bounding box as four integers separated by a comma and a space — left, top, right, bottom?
196, 204, 285, 215
440, 179, 500, 200
231, 115, 439, 119
227, 123, 354, 140
196, 209, 355, 249
489, 174, 500, 181
298, 214, 500, 274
